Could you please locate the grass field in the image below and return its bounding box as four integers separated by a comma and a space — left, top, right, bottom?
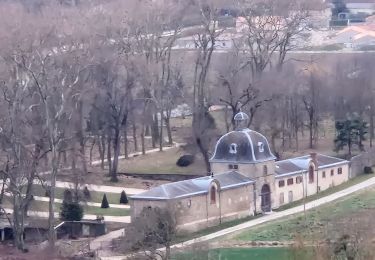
31, 184, 124, 205
173, 247, 314, 260
116, 147, 206, 175
233, 187, 375, 242
1, 193, 130, 217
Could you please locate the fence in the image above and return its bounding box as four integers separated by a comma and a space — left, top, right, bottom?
350, 147, 375, 178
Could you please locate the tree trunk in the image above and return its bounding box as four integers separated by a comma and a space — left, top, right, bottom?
196, 137, 211, 175
141, 123, 146, 155
132, 120, 138, 152
164, 114, 173, 146
159, 110, 163, 152
99, 134, 106, 169
124, 128, 129, 159
89, 138, 96, 166
13, 198, 25, 251
48, 146, 59, 248
110, 127, 120, 182
78, 101, 88, 175
107, 132, 112, 175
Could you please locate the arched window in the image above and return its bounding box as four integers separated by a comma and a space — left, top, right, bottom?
210, 186, 216, 204
263, 165, 268, 175
309, 165, 314, 183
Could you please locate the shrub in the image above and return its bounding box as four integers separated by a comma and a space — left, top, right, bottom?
60, 201, 83, 221
101, 194, 109, 208
83, 186, 91, 200
63, 189, 73, 203
176, 154, 194, 167
364, 166, 373, 174
120, 190, 128, 204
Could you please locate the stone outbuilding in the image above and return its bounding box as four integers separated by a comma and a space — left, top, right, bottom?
130, 112, 350, 232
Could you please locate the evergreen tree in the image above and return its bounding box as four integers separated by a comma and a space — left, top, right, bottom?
101, 194, 109, 208
334, 113, 368, 157
60, 201, 83, 221
120, 190, 128, 204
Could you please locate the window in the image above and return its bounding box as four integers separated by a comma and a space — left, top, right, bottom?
228, 164, 238, 170
296, 176, 302, 184
187, 199, 191, 208
288, 191, 293, 203
210, 186, 216, 204
309, 165, 314, 183
322, 171, 326, 178
278, 180, 285, 187
263, 165, 268, 175
331, 169, 334, 176
287, 178, 294, 185
279, 192, 284, 205
338, 167, 342, 175
229, 143, 237, 154
258, 142, 264, 152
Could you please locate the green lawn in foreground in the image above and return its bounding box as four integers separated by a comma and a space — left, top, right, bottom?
173, 247, 314, 260
234, 187, 375, 242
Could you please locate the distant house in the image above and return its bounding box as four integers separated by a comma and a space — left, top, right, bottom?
332, 24, 375, 48
329, 0, 375, 27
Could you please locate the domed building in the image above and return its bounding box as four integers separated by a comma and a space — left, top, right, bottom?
130, 112, 350, 232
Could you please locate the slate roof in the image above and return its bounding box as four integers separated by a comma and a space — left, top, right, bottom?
210, 129, 276, 164
275, 154, 349, 176
130, 171, 254, 201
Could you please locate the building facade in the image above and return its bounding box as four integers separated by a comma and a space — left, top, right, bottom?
130, 112, 350, 232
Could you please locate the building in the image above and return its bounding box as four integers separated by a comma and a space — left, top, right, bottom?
130, 112, 350, 232
332, 24, 375, 48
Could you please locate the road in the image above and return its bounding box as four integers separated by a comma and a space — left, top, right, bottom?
99, 176, 375, 259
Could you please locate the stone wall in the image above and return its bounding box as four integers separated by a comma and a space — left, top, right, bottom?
350, 147, 375, 178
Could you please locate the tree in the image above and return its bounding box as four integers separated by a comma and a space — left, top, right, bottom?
192, 1, 222, 174
101, 194, 109, 209
60, 201, 83, 221
120, 190, 128, 204
334, 114, 368, 157
122, 207, 176, 260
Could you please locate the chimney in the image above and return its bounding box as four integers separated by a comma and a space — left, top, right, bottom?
310, 152, 317, 164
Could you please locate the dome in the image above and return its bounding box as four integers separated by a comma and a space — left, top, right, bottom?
234, 112, 249, 121
234, 112, 249, 130
210, 128, 276, 163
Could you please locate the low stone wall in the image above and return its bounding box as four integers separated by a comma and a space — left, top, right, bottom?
350, 147, 375, 178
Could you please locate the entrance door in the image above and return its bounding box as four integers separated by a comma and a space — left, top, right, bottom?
261, 184, 271, 212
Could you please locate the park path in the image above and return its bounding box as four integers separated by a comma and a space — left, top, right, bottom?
99, 176, 375, 260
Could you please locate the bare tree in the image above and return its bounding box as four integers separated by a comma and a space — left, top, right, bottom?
192, 1, 222, 174
121, 206, 177, 260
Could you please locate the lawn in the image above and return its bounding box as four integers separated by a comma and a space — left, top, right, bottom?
29, 199, 130, 217
31, 184, 124, 205
1, 195, 130, 217
173, 247, 314, 260
233, 187, 375, 242
115, 147, 206, 175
